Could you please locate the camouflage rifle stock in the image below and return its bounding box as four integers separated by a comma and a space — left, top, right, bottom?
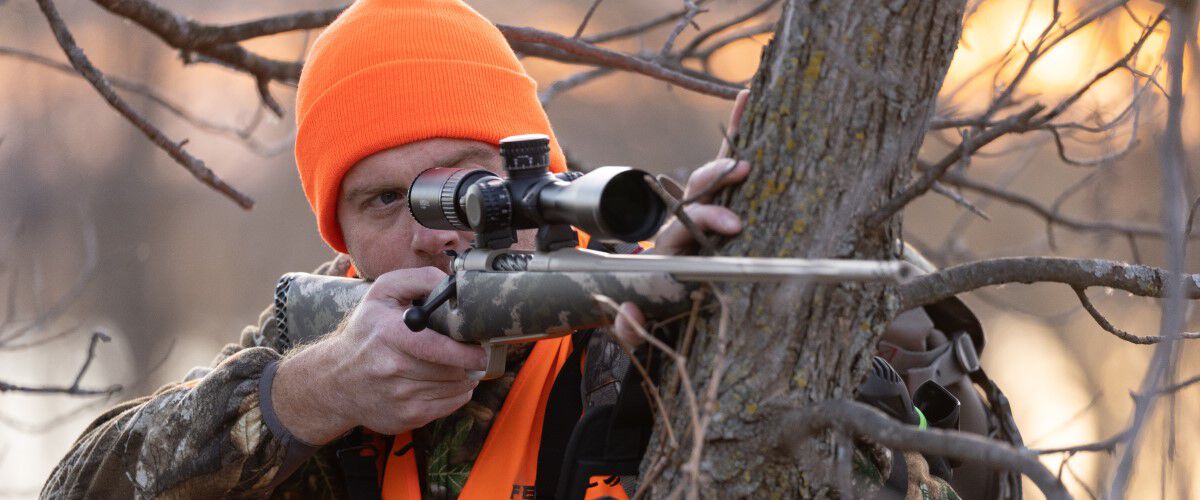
276, 247, 910, 380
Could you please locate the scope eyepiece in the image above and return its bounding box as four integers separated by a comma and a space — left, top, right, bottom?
407, 134, 667, 249
408, 167, 498, 232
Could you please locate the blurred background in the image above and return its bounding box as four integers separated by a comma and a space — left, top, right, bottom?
0, 0, 1197, 497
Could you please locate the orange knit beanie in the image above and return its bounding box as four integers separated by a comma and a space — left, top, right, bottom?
295, 0, 567, 253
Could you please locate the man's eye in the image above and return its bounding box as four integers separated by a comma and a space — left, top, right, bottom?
376, 190, 401, 206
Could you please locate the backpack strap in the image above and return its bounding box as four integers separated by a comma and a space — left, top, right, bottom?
556, 343, 657, 500
535, 331, 590, 499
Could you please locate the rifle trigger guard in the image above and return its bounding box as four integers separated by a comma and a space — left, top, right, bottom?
469, 341, 508, 380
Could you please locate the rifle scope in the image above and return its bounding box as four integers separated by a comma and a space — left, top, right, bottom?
408, 134, 666, 250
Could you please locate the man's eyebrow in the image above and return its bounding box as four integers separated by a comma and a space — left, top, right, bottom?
432, 145, 495, 169
341, 145, 496, 202
342, 184, 403, 203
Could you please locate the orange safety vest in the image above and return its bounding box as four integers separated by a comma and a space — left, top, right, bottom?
381, 337, 627, 499
376, 231, 640, 499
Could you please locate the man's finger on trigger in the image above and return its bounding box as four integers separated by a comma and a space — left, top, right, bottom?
400, 358, 472, 382
395, 329, 488, 371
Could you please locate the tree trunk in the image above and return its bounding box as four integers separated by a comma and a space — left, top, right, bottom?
641, 0, 966, 497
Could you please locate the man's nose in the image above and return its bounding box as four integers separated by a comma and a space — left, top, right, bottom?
411, 227, 465, 258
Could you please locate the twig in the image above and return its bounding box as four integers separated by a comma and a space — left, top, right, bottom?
939, 171, 1191, 240
0, 332, 122, 396
931, 181, 990, 220
779, 399, 1070, 500
0, 214, 98, 343
0, 47, 286, 155
573, 0, 606, 39
1036, 374, 1200, 456
868, 105, 1044, 226
501, 25, 741, 100
36, 0, 254, 209
539, 67, 614, 106
1109, 5, 1191, 494
659, 1, 706, 59
583, 2, 709, 44
1072, 287, 1200, 344
679, 0, 779, 59
898, 256, 1200, 311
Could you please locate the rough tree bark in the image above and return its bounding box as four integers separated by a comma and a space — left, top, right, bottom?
642, 0, 967, 496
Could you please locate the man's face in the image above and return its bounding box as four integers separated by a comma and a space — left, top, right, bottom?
337, 138, 533, 280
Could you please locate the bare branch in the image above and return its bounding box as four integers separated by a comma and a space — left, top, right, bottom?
584, 2, 707, 44
930, 181, 990, 221
0, 332, 122, 396
869, 105, 1044, 226
658, 1, 706, 59
939, 171, 1190, 240
539, 67, 614, 106
1072, 287, 1200, 344
36, 0, 254, 209
779, 399, 1069, 500
0, 47, 287, 154
572, 0, 606, 39
87, 0, 742, 101
898, 256, 1200, 311
1110, 4, 1192, 493
1037, 374, 1200, 456
500, 25, 741, 99
679, 0, 780, 59
0, 213, 97, 344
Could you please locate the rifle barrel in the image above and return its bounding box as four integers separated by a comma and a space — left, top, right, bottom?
528, 249, 910, 282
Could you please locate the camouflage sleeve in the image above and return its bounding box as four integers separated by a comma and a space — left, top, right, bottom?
41, 255, 352, 499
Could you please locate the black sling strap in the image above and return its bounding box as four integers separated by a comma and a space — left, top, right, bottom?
336, 428, 384, 499
554, 344, 659, 500
534, 331, 591, 499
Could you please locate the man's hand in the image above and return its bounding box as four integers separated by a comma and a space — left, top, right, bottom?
272, 267, 486, 445
613, 89, 752, 346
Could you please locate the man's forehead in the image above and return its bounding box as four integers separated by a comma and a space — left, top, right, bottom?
342, 139, 500, 192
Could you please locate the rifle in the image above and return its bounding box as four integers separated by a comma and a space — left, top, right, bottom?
275, 134, 910, 379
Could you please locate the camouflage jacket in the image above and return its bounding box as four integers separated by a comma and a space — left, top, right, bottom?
40, 256, 532, 499
42, 255, 959, 499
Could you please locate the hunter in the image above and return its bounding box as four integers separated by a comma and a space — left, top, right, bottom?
42, 0, 748, 498
43, 0, 960, 498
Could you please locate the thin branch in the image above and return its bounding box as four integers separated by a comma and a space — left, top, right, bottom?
539, 67, 614, 106
679, 0, 779, 59
36, 0, 254, 209
583, 2, 708, 44
779, 399, 1070, 500
180, 7, 344, 45
573, 0, 607, 39
0, 332, 122, 396
930, 181, 991, 221
1072, 287, 1200, 344
658, 0, 706, 59
939, 171, 1190, 240
898, 256, 1200, 311
0, 213, 97, 344
869, 105, 1044, 225
1110, 4, 1191, 493
1036, 374, 1200, 456
500, 25, 741, 99
0, 47, 286, 154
